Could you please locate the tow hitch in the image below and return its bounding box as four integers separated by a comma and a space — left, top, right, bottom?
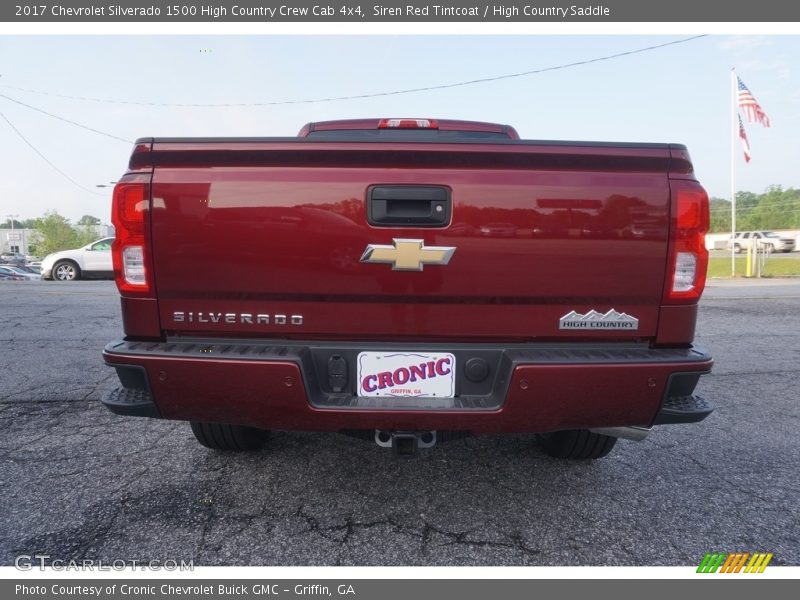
375, 430, 437, 457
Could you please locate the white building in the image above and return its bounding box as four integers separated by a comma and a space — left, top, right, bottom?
0, 224, 114, 257
0, 229, 39, 256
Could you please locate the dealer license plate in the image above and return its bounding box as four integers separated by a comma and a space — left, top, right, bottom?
356, 352, 456, 398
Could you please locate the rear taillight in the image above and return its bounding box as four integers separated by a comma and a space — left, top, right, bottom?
378, 118, 438, 129
664, 180, 709, 304
111, 176, 153, 296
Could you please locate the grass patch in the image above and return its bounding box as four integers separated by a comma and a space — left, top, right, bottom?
707, 256, 800, 278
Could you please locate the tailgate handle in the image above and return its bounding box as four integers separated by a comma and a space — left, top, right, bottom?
368, 185, 451, 227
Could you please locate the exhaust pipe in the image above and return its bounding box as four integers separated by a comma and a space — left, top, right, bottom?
375, 430, 437, 456
589, 426, 651, 441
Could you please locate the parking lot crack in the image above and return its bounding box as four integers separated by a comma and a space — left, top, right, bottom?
0, 383, 52, 402
413, 520, 541, 559
649, 440, 774, 504
293, 506, 402, 544
78, 373, 117, 402
193, 505, 216, 562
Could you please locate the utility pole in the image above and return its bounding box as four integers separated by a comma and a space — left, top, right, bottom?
730, 68, 737, 277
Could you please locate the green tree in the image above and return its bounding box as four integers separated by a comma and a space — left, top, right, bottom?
709, 197, 731, 233
75, 214, 102, 245
1, 218, 23, 229
8, 218, 35, 229
77, 215, 101, 226
33, 211, 80, 256
748, 186, 800, 230
711, 187, 800, 232
75, 226, 99, 246
1, 217, 37, 229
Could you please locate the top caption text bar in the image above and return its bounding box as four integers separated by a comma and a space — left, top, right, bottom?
4, 0, 800, 22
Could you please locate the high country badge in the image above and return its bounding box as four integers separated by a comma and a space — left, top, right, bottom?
559, 309, 639, 330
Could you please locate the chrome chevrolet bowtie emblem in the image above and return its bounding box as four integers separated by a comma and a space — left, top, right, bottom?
360, 238, 456, 271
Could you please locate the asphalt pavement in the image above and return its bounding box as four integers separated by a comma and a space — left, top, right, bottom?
0, 279, 798, 566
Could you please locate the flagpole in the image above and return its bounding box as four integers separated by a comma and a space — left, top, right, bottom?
731, 67, 737, 277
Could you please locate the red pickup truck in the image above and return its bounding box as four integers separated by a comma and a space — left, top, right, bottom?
102, 118, 713, 459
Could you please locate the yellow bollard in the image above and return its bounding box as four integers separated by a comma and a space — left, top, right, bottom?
746, 243, 752, 277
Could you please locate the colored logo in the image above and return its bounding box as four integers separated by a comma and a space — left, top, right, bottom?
697, 552, 773, 573
559, 309, 639, 330
360, 238, 455, 271
356, 352, 456, 398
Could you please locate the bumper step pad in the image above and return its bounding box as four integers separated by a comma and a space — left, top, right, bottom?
654, 394, 713, 425
102, 387, 160, 418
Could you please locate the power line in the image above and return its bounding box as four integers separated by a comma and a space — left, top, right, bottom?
0, 108, 106, 197
711, 211, 800, 217
711, 200, 800, 208
0, 94, 132, 143
710, 201, 800, 214
0, 35, 708, 107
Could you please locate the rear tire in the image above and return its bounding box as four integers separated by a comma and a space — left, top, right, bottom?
733, 244, 742, 254
53, 260, 80, 281
190, 422, 268, 451
538, 429, 617, 459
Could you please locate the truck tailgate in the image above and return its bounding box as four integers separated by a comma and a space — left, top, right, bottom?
148, 140, 672, 341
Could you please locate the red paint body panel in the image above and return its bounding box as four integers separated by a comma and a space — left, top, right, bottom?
656, 304, 699, 346
668, 146, 696, 179
119, 297, 161, 339
146, 141, 673, 342
103, 350, 711, 433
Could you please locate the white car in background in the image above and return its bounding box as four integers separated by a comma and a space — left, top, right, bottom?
728, 231, 796, 253
0, 265, 41, 280
41, 237, 114, 281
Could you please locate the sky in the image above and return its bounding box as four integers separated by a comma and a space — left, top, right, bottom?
0, 34, 798, 224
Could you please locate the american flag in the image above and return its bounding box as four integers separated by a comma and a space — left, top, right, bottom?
738, 115, 751, 163
737, 76, 771, 128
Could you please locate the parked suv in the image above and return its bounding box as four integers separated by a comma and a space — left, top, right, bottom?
41, 237, 114, 281
728, 231, 796, 253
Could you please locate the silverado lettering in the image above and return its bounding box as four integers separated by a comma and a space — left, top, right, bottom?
102, 118, 714, 460
172, 312, 303, 325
